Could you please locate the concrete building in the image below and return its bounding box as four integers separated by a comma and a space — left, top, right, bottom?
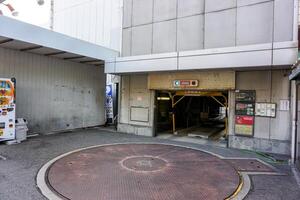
105, 0, 299, 156
50, 0, 123, 124
0, 16, 118, 135
51, 0, 122, 51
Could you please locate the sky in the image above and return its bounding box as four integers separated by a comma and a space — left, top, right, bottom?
0, 0, 51, 28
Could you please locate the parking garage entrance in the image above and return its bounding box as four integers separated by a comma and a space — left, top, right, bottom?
148, 70, 235, 143
155, 90, 228, 142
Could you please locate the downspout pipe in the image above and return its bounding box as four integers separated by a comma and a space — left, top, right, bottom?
290, 0, 299, 165
291, 80, 298, 164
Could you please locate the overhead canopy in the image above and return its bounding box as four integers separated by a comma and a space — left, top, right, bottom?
0, 16, 119, 66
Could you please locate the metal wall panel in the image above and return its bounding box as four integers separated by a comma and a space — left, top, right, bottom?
177, 15, 204, 51
153, 0, 177, 22
131, 24, 153, 56
177, 0, 205, 18
204, 9, 236, 48
122, 0, 296, 57
132, 0, 153, 26
274, 0, 294, 42
205, 0, 237, 12
0, 47, 106, 134
236, 1, 274, 46
53, 0, 122, 51
153, 20, 177, 54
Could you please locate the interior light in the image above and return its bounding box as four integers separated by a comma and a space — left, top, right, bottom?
157, 97, 171, 101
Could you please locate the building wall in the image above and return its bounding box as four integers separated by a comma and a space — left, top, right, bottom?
122, 0, 295, 56
0, 47, 106, 134
118, 74, 155, 136
118, 69, 292, 154
229, 70, 291, 155
52, 0, 122, 51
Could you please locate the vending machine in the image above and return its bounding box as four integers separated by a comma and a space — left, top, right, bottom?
0, 78, 16, 141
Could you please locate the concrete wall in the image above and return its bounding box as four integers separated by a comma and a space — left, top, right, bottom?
229, 69, 291, 155
122, 0, 295, 56
52, 0, 122, 51
118, 74, 155, 136
0, 47, 106, 134
119, 69, 292, 155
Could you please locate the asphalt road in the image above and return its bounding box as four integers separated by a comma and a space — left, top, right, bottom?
0, 128, 299, 200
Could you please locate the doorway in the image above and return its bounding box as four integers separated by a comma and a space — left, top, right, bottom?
155, 90, 228, 142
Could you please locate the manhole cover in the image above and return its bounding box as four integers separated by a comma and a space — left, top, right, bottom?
46, 144, 240, 200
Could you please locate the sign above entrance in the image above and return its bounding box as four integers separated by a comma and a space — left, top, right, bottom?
173, 80, 199, 88
148, 71, 235, 91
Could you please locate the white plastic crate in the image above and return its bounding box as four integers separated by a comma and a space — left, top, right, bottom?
15, 118, 28, 142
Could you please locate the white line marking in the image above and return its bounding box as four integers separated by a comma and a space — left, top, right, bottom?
0, 155, 7, 160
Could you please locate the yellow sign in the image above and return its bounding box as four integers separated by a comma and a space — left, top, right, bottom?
0, 130, 3, 136
235, 124, 253, 136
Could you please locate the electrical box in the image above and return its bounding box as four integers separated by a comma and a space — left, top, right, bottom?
0, 78, 16, 141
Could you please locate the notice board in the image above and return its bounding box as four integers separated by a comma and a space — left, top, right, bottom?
235, 116, 254, 136
235, 90, 256, 137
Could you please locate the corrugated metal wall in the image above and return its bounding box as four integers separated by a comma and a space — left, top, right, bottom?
0, 47, 106, 134
52, 0, 122, 51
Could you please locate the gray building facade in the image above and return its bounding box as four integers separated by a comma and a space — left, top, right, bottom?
106, 0, 299, 156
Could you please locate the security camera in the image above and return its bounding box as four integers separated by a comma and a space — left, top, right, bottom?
37, 0, 44, 6
12, 10, 18, 16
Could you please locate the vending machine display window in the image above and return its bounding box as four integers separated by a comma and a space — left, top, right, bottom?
0, 78, 16, 141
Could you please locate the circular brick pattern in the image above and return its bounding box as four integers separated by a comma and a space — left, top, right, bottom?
46, 144, 240, 200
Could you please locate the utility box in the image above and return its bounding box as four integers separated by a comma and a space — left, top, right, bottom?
15, 118, 28, 143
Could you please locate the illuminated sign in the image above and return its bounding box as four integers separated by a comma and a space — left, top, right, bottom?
173, 80, 199, 88
235, 90, 256, 137
235, 116, 254, 136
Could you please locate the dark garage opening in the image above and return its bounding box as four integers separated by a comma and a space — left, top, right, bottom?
155, 91, 228, 141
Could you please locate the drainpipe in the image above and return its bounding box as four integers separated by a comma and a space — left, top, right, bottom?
291, 80, 298, 164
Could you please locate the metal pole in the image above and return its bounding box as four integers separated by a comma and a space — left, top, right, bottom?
171, 96, 176, 134
291, 80, 298, 164
50, 0, 54, 30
